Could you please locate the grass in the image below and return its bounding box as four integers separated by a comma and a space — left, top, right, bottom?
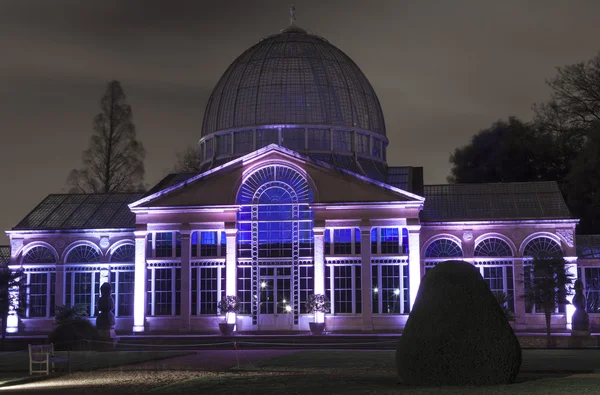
148, 350, 600, 395
0, 350, 191, 373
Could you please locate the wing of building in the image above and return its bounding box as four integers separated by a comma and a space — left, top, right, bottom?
5, 20, 594, 334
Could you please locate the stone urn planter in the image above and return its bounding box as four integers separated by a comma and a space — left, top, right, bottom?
305, 294, 330, 335
217, 295, 239, 336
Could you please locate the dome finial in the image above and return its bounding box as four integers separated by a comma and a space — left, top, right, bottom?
281, 4, 306, 33
289, 5, 296, 25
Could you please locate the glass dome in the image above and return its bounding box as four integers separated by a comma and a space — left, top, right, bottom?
198, 26, 389, 180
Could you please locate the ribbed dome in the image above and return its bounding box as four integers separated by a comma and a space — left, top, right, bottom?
201, 29, 386, 137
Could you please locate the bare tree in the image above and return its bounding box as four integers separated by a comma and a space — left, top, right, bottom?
67, 80, 146, 193
173, 144, 202, 173
535, 53, 600, 128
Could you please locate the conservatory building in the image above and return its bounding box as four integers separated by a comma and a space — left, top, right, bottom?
2, 21, 590, 334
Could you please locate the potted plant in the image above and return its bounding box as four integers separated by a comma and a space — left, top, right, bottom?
217, 295, 239, 336
305, 294, 330, 335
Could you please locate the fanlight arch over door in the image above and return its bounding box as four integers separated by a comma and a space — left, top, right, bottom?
66, 245, 101, 264
110, 244, 135, 263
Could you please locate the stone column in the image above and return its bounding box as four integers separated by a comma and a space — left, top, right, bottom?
225, 226, 237, 324
408, 227, 421, 311
55, 264, 65, 308
513, 258, 526, 331
133, 231, 147, 333
360, 226, 372, 331
565, 260, 578, 330
179, 229, 191, 332
313, 226, 326, 323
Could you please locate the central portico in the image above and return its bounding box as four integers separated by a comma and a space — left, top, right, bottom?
129, 145, 424, 333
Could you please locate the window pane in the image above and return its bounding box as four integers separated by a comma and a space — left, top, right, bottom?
155, 232, 173, 258
29, 273, 48, 318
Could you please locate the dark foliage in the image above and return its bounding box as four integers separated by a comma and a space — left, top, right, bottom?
48, 320, 99, 351
523, 254, 574, 348
173, 144, 202, 173
0, 267, 26, 351
397, 260, 521, 386
448, 117, 549, 184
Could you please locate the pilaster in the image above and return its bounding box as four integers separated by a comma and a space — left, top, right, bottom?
225, 225, 237, 324
513, 258, 526, 331
133, 231, 147, 333
408, 227, 421, 311
360, 226, 372, 331
179, 228, 191, 332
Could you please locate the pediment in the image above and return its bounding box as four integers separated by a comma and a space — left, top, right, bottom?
130, 146, 424, 209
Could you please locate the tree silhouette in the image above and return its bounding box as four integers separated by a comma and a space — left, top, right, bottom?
0, 267, 26, 351
173, 144, 202, 173
67, 80, 146, 193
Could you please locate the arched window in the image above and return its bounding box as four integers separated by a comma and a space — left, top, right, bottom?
523, 237, 562, 257
474, 238, 512, 257
66, 245, 100, 263
23, 246, 56, 264
236, 164, 315, 325
424, 239, 463, 258
110, 244, 135, 263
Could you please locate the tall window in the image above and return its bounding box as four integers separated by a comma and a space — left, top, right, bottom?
65, 271, 94, 315
523, 236, 564, 314
372, 260, 409, 314
326, 264, 361, 314
580, 268, 600, 313
236, 267, 252, 314
474, 237, 515, 312
191, 266, 225, 315
146, 267, 181, 316
22, 246, 56, 318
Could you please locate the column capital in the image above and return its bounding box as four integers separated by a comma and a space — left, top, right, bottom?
359, 225, 372, 234
225, 228, 238, 237
406, 225, 421, 233
313, 226, 326, 235
134, 230, 147, 238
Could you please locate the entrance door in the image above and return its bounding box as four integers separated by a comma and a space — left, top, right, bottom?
258, 267, 293, 331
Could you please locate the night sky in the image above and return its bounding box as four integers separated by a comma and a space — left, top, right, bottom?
2, 0, 600, 244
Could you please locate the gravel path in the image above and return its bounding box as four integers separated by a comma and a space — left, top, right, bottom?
0, 350, 298, 394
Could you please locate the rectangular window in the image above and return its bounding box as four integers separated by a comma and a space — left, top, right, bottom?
333, 130, 352, 152
333, 229, 352, 255
234, 130, 254, 154
237, 267, 252, 314
220, 231, 227, 257
200, 231, 218, 257
191, 232, 198, 257
116, 271, 135, 317
584, 268, 600, 313
155, 232, 173, 258
300, 266, 314, 313
355, 228, 361, 255
402, 228, 409, 254
28, 273, 48, 318
74, 272, 92, 316
237, 222, 252, 258
324, 229, 331, 256
146, 233, 153, 257
371, 228, 377, 254
327, 265, 361, 314
154, 268, 173, 316
372, 263, 410, 315
308, 129, 330, 150
199, 267, 219, 315
380, 228, 400, 254
216, 134, 231, 156
299, 222, 314, 257
205, 138, 214, 158
282, 128, 306, 150
356, 133, 370, 155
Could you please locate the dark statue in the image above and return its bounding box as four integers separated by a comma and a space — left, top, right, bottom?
96, 282, 115, 331
571, 279, 589, 332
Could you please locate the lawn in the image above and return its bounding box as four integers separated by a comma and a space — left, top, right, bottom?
148, 350, 600, 395
0, 350, 191, 373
